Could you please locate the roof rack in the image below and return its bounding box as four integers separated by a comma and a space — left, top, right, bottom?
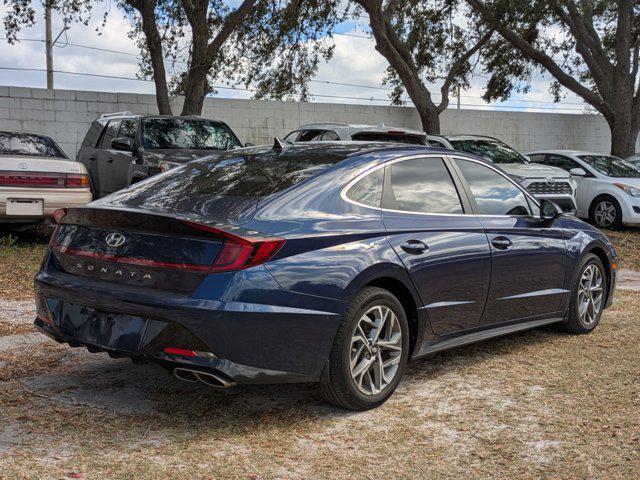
100, 111, 134, 119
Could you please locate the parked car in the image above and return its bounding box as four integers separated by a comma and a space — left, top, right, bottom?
285, 123, 429, 145
77, 112, 243, 198
626, 153, 640, 168
0, 131, 92, 226
35, 142, 617, 410
427, 134, 578, 212
527, 150, 640, 228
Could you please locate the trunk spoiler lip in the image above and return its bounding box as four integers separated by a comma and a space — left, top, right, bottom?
58, 204, 281, 241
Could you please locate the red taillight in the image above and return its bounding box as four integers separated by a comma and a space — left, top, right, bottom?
183, 221, 285, 272
163, 347, 197, 357
0, 172, 89, 188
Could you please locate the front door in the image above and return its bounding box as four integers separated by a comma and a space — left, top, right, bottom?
381, 156, 492, 335
452, 157, 568, 324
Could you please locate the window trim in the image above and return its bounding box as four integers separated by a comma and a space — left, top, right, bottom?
340, 154, 471, 216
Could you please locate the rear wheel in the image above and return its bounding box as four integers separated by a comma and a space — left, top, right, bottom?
559, 253, 606, 334
320, 287, 409, 410
590, 196, 622, 229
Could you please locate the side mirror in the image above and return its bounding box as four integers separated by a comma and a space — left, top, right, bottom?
244, 142, 255, 147
111, 137, 133, 152
569, 167, 587, 177
540, 199, 563, 220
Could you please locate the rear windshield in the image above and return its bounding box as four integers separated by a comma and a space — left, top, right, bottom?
142, 118, 241, 150
351, 132, 427, 145
578, 155, 640, 178
0, 132, 66, 158
102, 148, 346, 215
449, 139, 527, 164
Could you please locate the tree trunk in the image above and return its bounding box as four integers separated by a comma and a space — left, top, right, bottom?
609, 113, 638, 158
137, 0, 172, 115
417, 104, 441, 134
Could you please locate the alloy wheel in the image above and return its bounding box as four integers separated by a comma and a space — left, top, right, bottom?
594, 200, 616, 227
577, 264, 604, 325
350, 305, 402, 396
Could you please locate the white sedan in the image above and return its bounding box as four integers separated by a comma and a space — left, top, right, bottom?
1, 132, 92, 226
526, 149, 640, 228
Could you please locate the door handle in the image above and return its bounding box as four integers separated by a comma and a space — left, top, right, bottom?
88, 154, 97, 161
400, 240, 429, 254
106, 157, 114, 163
491, 236, 513, 249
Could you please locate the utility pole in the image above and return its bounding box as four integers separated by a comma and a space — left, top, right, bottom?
456, 85, 461, 109
45, 1, 53, 89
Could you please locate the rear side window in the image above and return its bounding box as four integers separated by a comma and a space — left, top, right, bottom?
99, 120, 121, 149
383, 157, 463, 214
322, 131, 340, 141
346, 169, 384, 207
81, 120, 108, 148
0, 133, 66, 158
455, 159, 531, 216
297, 130, 325, 142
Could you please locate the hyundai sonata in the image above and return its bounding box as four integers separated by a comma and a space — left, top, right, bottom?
34, 142, 617, 410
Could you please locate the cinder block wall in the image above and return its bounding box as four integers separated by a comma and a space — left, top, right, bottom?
0, 86, 627, 159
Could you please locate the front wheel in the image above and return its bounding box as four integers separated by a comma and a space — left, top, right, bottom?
559, 253, 607, 334
590, 196, 622, 229
320, 287, 409, 410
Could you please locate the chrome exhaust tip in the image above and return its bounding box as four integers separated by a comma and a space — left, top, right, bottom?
173, 367, 236, 389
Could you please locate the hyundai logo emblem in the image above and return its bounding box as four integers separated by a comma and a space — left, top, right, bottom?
105, 232, 126, 248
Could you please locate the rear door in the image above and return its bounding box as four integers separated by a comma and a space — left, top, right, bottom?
451, 157, 568, 324
77, 119, 108, 194
381, 155, 492, 335
97, 119, 137, 196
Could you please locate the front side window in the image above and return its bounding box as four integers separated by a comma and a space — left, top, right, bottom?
578, 155, 640, 178
118, 120, 137, 140
383, 157, 463, 214
449, 139, 528, 164
346, 169, 383, 207
527, 154, 546, 164
0, 133, 66, 158
142, 118, 240, 150
455, 159, 531, 216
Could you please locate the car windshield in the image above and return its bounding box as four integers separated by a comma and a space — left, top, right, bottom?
578, 155, 640, 178
449, 139, 527, 164
142, 118, 241, 150
0, 132, 66, 158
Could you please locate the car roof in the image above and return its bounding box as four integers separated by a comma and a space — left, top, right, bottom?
525, 149, 609, 156
296, 123, 427, 137
428, 134, 506, 142
0, 130, 54, 139
96, 113, 228, 123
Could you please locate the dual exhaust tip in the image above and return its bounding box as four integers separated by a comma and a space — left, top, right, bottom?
173, 367, 236, 389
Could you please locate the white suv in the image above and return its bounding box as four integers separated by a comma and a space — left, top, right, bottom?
527, 150, 640, 228
427, 135, 578, 212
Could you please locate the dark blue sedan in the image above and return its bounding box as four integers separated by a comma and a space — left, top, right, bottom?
34, 142, 617, 410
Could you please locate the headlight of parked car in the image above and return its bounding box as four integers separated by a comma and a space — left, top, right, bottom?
614, 183, 640, 197
158, 160, 182, 172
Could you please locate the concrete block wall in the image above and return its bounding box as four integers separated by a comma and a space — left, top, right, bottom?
0, 86, 629, 159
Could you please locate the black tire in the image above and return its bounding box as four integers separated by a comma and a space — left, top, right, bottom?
558, 253, 607, 334
589, 196, 622, 229
320, 287, 409, 410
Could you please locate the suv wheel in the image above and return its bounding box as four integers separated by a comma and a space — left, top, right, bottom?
590, 196, 622, 229
559, 253, 606, 334
320, 287, 409, 410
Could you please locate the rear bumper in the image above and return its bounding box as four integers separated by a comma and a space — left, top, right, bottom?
34, 253, 345, 384
0, 187, 92, 221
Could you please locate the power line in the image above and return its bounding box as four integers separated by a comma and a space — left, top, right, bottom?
0, 66, 587, 112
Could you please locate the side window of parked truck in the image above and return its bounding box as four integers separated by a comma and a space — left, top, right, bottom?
455, 158, 532, 216
99, 120, 122, 149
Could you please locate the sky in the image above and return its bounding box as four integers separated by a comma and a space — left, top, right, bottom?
0, 2, 589, 115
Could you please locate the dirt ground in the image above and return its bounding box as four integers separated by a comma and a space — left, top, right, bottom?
0, 227, 638, 479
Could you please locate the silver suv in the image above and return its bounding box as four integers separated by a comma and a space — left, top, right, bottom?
427, 134, 577, 212
285, 123, 428, 145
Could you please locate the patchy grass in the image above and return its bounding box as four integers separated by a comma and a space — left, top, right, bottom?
0, 229, 49, 300
0, 291, 638, 479
606, 228, 640, 271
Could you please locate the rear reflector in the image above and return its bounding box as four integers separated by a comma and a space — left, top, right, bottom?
0, 171, 90, 188
183, 221, 285, 272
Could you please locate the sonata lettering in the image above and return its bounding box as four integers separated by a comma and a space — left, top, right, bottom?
71, 262, 153, 280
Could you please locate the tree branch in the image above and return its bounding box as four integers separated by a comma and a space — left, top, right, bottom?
437, 29, 493, 112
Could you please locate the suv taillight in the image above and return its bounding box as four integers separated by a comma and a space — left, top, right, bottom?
183, 221, 285, 272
